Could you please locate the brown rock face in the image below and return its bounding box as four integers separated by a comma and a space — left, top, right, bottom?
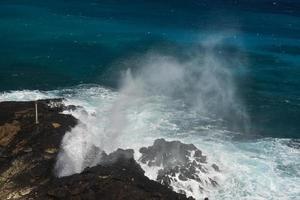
0, 99, 77, 200
0, 120, 21, 147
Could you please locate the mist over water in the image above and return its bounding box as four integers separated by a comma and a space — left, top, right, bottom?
1, 0, 300, 138
1, 86, 299, 199
0, 1, 300, 199
54, 34, 249, 176
33, 34, 293, 200
120, 34, 249, 131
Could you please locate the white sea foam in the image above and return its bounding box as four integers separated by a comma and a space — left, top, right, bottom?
0, 34, 299, 199
0, 86, 299, 199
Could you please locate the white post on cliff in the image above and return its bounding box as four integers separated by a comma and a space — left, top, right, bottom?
35, 101, 39, 125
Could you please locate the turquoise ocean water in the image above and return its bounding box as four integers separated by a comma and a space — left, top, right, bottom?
0, 1, 299, 199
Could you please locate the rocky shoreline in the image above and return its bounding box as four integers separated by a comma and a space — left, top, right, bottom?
0, 99, 195, 200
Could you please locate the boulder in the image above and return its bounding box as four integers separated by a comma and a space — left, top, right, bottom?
139, 139, 220, 196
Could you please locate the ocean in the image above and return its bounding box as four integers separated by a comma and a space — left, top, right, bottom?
0, 0, 299, 199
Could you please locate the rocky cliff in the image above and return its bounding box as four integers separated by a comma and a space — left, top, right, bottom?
0, 99, 193, 200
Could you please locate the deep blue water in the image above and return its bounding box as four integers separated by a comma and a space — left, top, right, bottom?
0, 0, 300, 138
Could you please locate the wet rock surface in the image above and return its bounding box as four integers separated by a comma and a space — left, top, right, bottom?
139, 139, 220, 196
0, 100, 193, 200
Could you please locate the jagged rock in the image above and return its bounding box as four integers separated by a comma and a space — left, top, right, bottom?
81, 146, 136, 172
35, 148, 193, 200
139, 139, 220, 196
139, 139, 207, 167
101, 149, 135, 164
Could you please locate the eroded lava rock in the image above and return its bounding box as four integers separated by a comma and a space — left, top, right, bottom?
139, 139, 220, 196
38, 148, 193, 200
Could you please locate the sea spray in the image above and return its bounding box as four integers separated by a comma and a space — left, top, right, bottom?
0, 86, 299, 199
4, 34, 297, 200
54, 34, 249, 188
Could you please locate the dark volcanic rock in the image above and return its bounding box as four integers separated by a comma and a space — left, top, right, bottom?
36, 149, 193, 200
0, 100, 194, 200
0, 99, 77, 199
139, 139, 220, 196
139, 138, 207, 167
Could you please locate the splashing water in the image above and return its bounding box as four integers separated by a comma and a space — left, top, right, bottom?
1, 85, 299, 199
0, 36, 299, 199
